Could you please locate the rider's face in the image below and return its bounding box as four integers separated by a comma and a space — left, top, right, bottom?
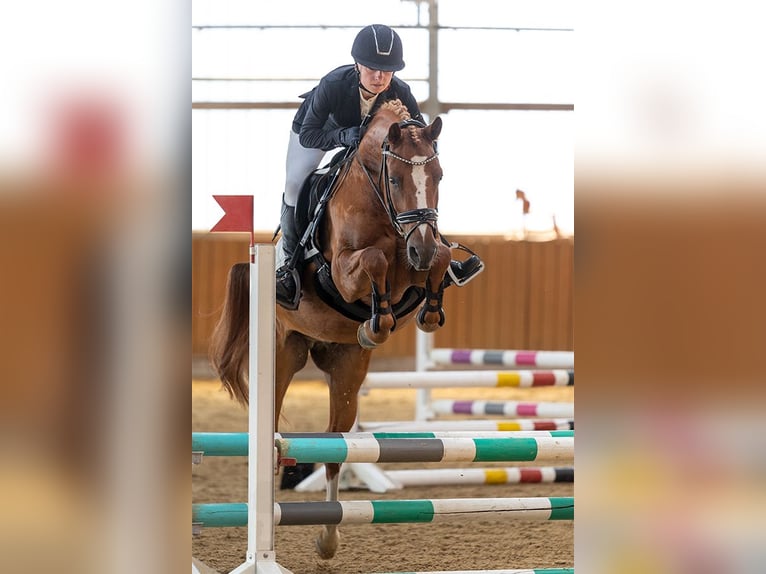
357, 64, 394, 95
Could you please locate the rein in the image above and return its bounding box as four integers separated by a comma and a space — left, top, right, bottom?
357, 119, 440, 241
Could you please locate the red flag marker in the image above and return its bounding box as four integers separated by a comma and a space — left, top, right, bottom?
210, 195, 253, 233
515, 189, 530, 215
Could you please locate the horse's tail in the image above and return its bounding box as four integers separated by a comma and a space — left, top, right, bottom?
209, 262, 250, 406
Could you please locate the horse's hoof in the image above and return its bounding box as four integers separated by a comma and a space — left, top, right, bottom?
416, 308, 445, 332
315, 534, 339, 560
416, 319, 440, 333
357, 323, 378, 349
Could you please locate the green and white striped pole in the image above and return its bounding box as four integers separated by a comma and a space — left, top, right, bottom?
193, 497, 574, 528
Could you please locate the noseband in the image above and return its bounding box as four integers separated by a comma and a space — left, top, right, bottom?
360, 119, 440, 241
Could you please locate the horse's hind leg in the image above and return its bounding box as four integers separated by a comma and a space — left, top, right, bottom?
310, 343, 373, 559
275, 328, 313, 489
274, 328, 310, 429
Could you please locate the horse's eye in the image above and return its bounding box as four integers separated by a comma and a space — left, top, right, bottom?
388, 177, 400, 187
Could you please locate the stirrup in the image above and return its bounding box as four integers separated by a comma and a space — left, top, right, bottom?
276, 266, 301, 310
444, 254, 485, 287
439, 239, 485, 288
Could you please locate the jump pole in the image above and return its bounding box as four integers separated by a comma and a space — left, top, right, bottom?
193, 496, 574, 527
413, 331, 575, 422
229, 244, 292, 574
276, 435, 573, 464
430, 348, 575, 369
294, 466, 573, 492
359, 419, 574, 432
373, 570, 573, 574
370, 569, 574, 574
363, 369, 574, 389
385, 466, 574, 487
193, 430, 573, 457
430, 400, 574, 419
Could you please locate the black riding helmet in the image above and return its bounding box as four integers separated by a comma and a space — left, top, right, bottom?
351, 24, 405, 72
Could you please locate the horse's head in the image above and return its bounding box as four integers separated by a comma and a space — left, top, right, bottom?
381, 116, 444, 271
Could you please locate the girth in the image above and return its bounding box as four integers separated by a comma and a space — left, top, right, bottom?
311, 258, 426, 325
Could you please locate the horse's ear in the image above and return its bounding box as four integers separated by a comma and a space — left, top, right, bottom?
388, 122, 402, 144
426, 116, 442, 142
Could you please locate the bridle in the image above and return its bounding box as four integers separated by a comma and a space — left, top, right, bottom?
358, 118, 440, 242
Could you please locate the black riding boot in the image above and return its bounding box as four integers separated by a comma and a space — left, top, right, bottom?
441, 239, 485, 288
275, 202, 302, 309
443, 255, 484, 288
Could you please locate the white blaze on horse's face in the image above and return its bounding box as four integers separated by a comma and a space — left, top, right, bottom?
397, 152, 440, 272
410, 156, 429, 240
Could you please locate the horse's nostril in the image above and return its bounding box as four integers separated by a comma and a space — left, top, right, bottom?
408, 245, 419, 263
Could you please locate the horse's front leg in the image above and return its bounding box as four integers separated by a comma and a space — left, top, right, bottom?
416, 244, 451, 332
333, 247, 394, 348
315, 462, 342, 559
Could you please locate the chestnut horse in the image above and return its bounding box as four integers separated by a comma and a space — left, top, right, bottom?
210, 100, 450, 559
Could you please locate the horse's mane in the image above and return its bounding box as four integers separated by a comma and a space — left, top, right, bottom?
376, 99, 424, 145
379, 99, 411, 121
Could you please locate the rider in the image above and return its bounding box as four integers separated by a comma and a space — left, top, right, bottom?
276, 23, 483, 309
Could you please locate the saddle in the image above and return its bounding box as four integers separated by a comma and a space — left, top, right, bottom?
293, 148, 347, 236
290, 149, 426, 325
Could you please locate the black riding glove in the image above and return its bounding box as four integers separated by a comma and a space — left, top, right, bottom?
338, 126, 361, 147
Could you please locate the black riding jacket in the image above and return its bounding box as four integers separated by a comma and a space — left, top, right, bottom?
292, 64, 424, 151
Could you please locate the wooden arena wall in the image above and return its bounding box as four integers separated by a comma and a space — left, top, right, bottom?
192, 232, 573, 369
